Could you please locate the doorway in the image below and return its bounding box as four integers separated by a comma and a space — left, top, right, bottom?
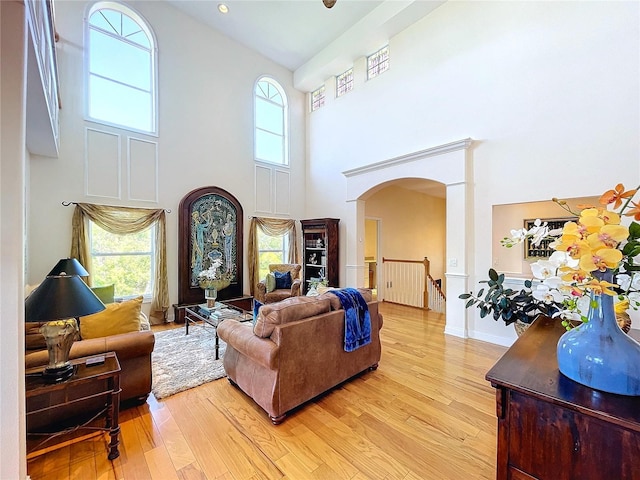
342, 138, 473, 338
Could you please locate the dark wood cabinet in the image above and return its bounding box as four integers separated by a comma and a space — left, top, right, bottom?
300, 218, 339, 294
486, 316, 640, 480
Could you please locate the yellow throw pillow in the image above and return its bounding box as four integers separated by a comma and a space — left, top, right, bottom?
80, 296, 143, 340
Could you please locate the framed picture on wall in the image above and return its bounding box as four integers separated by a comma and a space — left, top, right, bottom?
523, 217, 575, 259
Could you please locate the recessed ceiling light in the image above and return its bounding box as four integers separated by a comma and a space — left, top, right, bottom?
218, 4, 229, 14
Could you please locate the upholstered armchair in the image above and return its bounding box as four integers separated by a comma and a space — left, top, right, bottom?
255, 264, 302, 304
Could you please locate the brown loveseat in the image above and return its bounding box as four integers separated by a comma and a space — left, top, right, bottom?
218, 289, 382, 424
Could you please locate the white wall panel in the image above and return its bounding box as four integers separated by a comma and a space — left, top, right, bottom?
128, 137, 158, 202
274, 169, 290, 215
254, 164, 272, 213
85, 128, 120, 199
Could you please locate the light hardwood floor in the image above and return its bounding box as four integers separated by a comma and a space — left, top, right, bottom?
27, 302, 507, 480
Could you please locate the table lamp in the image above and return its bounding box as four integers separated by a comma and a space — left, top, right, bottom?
25, 273, 105, 382
47, 257, 89, 277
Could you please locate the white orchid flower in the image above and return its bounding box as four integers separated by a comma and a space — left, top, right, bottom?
552, 309, 582, 322
532, 284, 564, 304
617, 273, 632, 291
510, 228, 528, 242
530, 260, 557, 280
547, 251, 579, 269
529, 224, 550, 247
542, 276, 564, 290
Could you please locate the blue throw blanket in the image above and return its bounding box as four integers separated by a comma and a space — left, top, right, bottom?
330, 288, 371, 352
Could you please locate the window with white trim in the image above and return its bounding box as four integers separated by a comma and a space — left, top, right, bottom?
311, 85, 325, 112
367, 46, 389, 80
257, 230, 289, 281
86, 3, 157, 134
336, 68, 353, 97
89, 222, 155, 299
255, 77, 288, 165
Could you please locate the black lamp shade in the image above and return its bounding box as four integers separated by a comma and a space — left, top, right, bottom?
25, 274, 106, 322
47, 258, 90, 277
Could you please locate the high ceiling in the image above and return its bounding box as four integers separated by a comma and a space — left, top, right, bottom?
165, 0, 446, 91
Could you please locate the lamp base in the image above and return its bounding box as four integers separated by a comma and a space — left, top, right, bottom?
42, 363, 74, 383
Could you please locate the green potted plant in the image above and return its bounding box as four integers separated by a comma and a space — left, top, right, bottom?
459, 267, 564, 336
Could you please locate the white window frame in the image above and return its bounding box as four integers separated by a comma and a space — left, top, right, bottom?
367, 46, 390, 80
257, 230, 290, 280
254, 76, 289, 166
311, 85, 325, 112
336, 68, 353, 98
89, 221, 155, 301
84, 1, 158, 136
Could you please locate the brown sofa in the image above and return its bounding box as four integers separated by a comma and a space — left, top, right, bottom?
25, 314, 155, 431
25, 328, 155, 402
218, 289, 382, 424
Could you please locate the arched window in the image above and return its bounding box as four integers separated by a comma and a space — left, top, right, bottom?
254, 77, 288, 165
86, 2, 157, 134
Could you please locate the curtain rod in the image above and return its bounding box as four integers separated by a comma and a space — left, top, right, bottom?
62, 201, 171, 214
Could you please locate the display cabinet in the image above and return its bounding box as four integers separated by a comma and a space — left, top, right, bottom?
300, 218, 339, 294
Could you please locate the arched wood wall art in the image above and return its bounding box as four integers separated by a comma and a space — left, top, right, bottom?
178, 186, 243, 306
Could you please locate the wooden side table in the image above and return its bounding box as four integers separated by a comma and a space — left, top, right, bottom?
486, 316, 640, 480
25, 351, 122, 460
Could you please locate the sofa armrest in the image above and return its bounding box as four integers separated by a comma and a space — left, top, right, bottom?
25, 330, 155, 368
218, 319, 278, 369
290, 278, 301, 297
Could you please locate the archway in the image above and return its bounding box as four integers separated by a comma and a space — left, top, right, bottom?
342, 138, 474, 338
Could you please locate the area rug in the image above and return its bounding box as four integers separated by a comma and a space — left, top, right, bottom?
151, 325, 227, 399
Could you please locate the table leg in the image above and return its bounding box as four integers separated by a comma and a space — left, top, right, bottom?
215, 329, 220, 360
107, 374, 121, 460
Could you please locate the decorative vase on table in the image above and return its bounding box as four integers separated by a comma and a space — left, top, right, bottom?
556, 269, 640, 396
204, 287, 217, 308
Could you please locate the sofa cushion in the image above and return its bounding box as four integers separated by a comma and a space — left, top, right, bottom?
265, 273, 276, 293
91, 284, 115, 304
254, 296, 331, 338
274, 270, 292, 289
80, 296, 142, 339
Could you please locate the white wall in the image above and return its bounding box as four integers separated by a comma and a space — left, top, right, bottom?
306, 1, 640, 346
1, 2, 28, 478
28, 0, 307, 313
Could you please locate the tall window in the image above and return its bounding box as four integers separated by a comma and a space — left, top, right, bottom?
367, 46, 390, 80
86, 3, 157, 134
255, 77, 288, 165
89, 222, 155, 299
257, 230, 288, 281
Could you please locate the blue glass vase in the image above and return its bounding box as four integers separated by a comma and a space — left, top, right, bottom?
557, 269, 640, 396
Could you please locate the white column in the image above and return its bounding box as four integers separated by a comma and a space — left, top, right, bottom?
1, 1, 28, 478
344, 199, 366, 288
444, 171, 473, 338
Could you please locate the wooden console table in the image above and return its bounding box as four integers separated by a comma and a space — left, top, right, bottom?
25, 351, 121, 460
486, 316, 640, 480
